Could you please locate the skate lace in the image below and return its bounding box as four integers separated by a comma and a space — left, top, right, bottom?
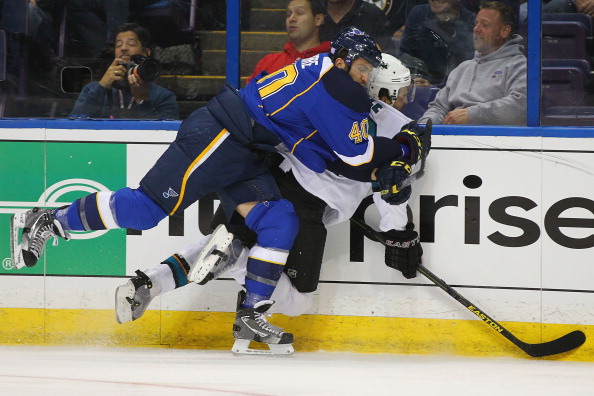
254, 312, 283, 336
29, 224, 58, 257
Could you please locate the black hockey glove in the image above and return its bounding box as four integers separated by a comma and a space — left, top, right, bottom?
376, 160, 412, 205
396, 120, 431, 163
394, 123, 423, 165
382, 223, 422, 279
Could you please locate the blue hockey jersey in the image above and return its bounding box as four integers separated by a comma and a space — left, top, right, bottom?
240, 54, 376, 173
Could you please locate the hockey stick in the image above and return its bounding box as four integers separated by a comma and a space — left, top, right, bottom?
417, 264, 586, 357
349, 217, 587, 357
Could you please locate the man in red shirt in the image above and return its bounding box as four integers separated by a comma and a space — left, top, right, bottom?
247, 0, 331, 83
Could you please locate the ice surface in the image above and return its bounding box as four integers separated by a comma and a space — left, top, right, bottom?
0, 345, 593, 396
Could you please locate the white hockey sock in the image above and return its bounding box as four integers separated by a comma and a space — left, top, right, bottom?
177, 236, 210, 264
226, 246, 249, 284
144, 264, 175, 297
270, 273, 313, 317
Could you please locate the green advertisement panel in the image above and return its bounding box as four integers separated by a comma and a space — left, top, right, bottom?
0, 142, 127, 276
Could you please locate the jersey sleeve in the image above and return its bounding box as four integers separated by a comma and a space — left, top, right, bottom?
306, 66, 375, 167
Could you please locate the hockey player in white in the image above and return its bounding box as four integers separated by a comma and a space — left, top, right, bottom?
115, 53, 426, 354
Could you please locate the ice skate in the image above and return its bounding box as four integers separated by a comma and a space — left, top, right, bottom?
10, 208, 71, 269
232, 291, 294, 356
115, 270, 155, 324
187, 224, 234, 284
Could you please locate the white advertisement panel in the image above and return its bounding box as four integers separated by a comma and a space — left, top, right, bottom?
1, 128, 593, 327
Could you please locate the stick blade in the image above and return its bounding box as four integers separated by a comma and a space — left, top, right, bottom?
522, 330, 586, 357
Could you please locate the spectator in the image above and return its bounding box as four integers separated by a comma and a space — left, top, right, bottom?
420, 1, 526, 125
247, 0, 330, 84
543, 0, 594, 16
320, 0, 393, 51
364, 0, 426, 36
70, 22, 179, 119
397, 52, 433, 86
398, 0, 475, 85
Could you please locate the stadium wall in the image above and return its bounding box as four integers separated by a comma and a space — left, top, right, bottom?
1, 120, 593, 361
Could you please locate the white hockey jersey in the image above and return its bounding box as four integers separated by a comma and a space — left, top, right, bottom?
278, 100, 412, 231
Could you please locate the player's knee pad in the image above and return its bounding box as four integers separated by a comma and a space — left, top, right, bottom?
244, 199, 299, 251
112, 187, 168, 230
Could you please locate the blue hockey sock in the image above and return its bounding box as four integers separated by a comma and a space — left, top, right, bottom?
54, 201, 83, 231
241, 200, 298, 308
54, 188, 166, 231
242, 246, 289, 308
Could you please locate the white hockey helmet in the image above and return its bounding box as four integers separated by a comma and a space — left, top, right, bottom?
368, 53, 413, 102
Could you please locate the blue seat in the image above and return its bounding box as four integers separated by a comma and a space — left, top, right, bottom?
542, 21, 588, 60
542, 66, 587, 108
543, 13, 593, 37
542, 59, 591, 75
0, 0, 28, 35
134, 0, 196, 47
541, 106, 594, 126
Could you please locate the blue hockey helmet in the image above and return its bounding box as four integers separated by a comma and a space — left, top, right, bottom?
329, 27, 382, 68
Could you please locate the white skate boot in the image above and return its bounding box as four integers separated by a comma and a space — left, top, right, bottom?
11, 208, 71, 269
232, 291, 294, 356
187, 224, 234, 284
115, 270, 157, 324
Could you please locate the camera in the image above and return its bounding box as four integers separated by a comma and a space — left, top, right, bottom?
124, 55, 161, 82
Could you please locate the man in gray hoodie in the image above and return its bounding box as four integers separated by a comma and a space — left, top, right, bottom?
421, 1, 527, 125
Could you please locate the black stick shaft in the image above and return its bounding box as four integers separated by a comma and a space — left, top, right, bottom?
418, 265, 524, 345
418, 264, 585, 357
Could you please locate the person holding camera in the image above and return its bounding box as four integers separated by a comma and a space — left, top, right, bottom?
70, 23, 179, 120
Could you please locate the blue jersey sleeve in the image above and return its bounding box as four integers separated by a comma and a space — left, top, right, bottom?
240, 54, 384, 173
306, 65, 375, 167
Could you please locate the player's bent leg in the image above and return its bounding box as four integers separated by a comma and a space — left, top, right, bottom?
52, 188, 167, 232
11, 188, 167, 269
242, 199, 298, 306
11, 208, 71, 269
231, 199, 298, 354
115, 231, 248, 324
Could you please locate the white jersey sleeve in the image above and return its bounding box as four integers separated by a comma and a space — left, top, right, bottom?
369, 99, 412, 139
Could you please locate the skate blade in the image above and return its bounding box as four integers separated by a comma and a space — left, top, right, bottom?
231, 339, 294, 356
114, 282, 135, 324
188, 224, 234, 283
10, 213, 26, 269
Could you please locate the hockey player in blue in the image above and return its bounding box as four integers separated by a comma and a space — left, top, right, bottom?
11, 27, 420, 354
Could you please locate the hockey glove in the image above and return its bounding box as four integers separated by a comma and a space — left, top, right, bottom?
382, 223, 422, 279
376, 160, 412, 205
394, 122, 423, 165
